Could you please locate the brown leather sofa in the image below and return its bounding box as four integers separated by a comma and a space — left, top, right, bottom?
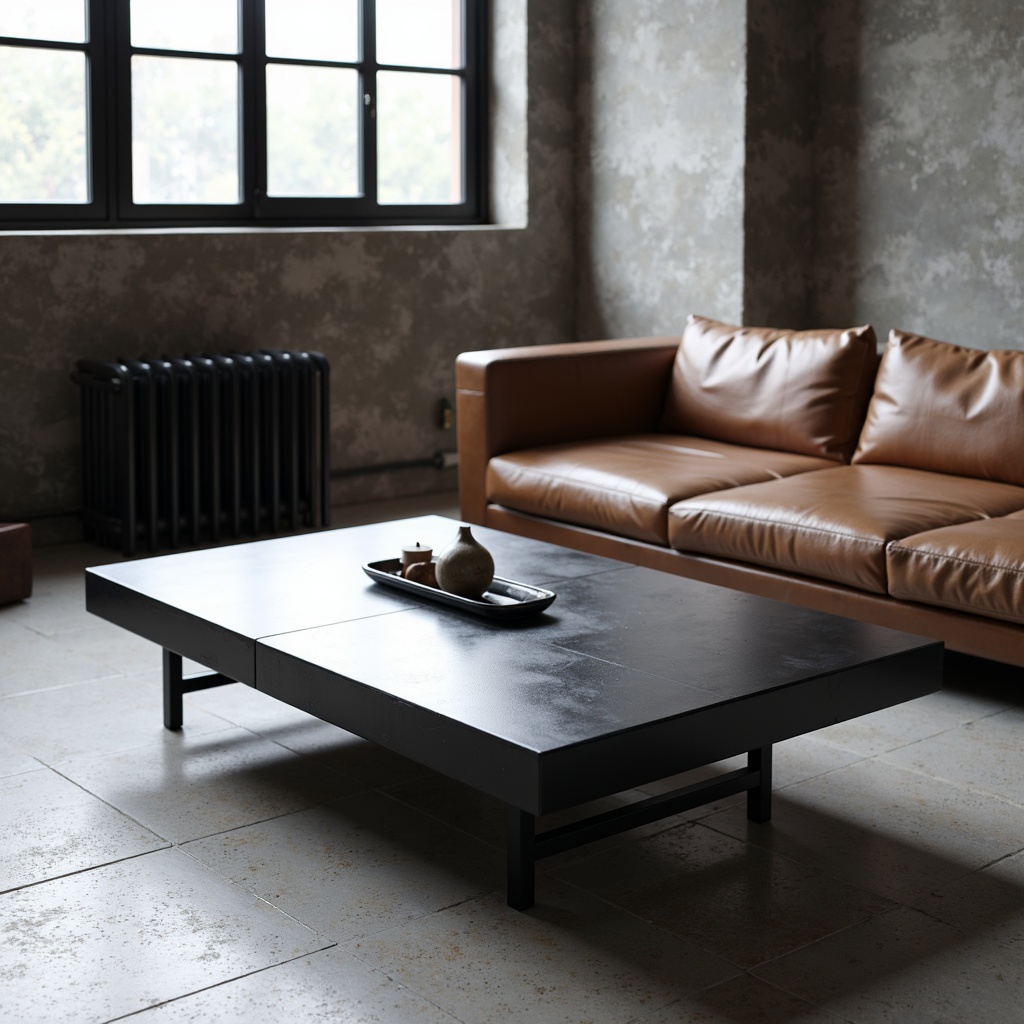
456, 315, 1024, 667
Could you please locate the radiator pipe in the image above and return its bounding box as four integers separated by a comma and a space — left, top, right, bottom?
330, 450, 459, 479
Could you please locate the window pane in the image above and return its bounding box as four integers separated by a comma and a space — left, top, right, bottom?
377, 71, 461, 204
131, 56, 240, 204
131, 0, 239, 54
377, 0, 460, 69
265, 0, 358, 63
0, 46, 88, 203
266, 65, 359, 198
0, 0, 86, 43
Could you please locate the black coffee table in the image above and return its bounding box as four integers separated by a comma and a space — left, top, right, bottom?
86, 515, 942, 909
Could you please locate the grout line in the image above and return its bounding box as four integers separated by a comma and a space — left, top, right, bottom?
0, 844, 172, 899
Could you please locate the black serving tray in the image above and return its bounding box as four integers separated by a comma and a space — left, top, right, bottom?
363, 559, 556, 620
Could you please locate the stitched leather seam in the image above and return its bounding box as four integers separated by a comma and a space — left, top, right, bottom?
495, 465, 668, 508
671, 507, 884, 547
888, 544, 1024, 578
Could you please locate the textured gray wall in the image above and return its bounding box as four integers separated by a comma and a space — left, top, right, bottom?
578, 0, 1024, 348
575, 0, 748, 340
6, 0, 1024, 535
812, 0, 1024, 347
742, 0, 816, 326
0, 0, 576, 532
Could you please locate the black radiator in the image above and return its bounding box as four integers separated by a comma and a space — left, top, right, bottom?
72, 350, 330, 556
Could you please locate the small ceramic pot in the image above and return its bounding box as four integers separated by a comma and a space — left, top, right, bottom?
435, 525, 494, 599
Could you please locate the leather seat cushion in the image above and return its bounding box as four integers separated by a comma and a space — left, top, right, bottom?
486, 435, 837, 546
888, 511, 1024, 624
853, 329, 1024, 486
660, 314, 878, 461
668, 465, 1024, 593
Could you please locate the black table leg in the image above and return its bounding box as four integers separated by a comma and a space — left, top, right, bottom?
504, 753, 775, 910
506, 807, 536, 910
162, 648, 238, 731
163, 649, 184, 730
747, 744, 773, 823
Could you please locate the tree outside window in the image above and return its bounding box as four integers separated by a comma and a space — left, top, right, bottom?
0, 0, 486, 228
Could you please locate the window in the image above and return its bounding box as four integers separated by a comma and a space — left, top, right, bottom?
0, 0, 486, 229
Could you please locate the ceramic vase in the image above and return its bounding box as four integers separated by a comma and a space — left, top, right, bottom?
435, 525, 494, 599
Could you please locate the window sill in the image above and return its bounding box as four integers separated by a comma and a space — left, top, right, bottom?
0, 220, 531, 239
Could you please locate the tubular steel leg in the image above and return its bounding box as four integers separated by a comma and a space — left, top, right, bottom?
747, 744, 773, 823
507, 807, 537, 910
163, 649, 184, 731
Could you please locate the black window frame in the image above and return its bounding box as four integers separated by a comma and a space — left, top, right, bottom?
0, 0, 487, 231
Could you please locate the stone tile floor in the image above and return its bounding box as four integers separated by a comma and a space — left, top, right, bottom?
3, 493, 1024, 1022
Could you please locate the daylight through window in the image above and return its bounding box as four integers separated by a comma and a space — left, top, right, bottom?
0, 0, 486, 228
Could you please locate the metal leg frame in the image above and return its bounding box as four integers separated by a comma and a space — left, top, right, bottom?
162, 649, 238, 730
505, 744, 773, 910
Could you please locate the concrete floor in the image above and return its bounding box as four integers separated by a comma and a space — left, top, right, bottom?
3, 493, 1024, 1022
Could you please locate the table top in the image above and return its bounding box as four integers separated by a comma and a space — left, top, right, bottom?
87, 516, 943, 812
85, 516, 621, 682
257, 561, 933, 749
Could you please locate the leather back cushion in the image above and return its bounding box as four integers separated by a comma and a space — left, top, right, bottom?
853, 330, 1024, 486
660, 315, 879, 461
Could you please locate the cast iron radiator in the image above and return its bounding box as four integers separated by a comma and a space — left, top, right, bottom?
72, 350, 330, 556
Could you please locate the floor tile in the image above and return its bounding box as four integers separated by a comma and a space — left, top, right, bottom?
0, 847, 330, 1024
0, 671, 231, 764
58, 726, 362, 843
0, 737, 39, 778
549, 820, 893, 968
771, 733, 866, 790
812, 682, 1015, 758
127, 946, 460, 1023
51, 619, 166, 678
907, 846, 1024, 953
183, 791, 504, 943
703, 759, 1024, 902
0, 618, 122, 697
0, 766, 168, 892
7, 515, 1024, 1024
880, 707, 1024, 808
377, 772, 508, 850
345, 878, 739, 1024
630, 974, 848, 1023
754, 906, 1024, 1024
186, 681, 432, 789
0, 566, 100, 637
330, 492, 461, 528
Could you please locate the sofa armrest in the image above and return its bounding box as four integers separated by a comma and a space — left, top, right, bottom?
456, 336, 680, 524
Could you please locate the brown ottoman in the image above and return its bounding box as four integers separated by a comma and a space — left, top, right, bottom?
0, 523, 32, 605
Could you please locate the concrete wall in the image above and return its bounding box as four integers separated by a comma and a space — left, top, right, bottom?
811, 0, 1024, 348
575, 0, 747, 340
577, 0, 1024, 349
742, 0, 816, 326
5, 0, 1024, 536
0, 0, 576, 535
